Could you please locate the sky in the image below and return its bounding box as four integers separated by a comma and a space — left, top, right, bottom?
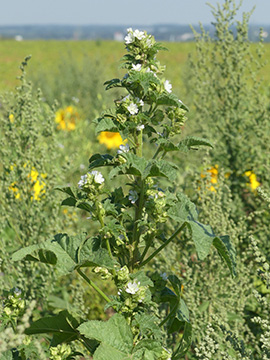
1, 0, 269, 26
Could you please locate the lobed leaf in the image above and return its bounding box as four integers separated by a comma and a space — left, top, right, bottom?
12, 233, 116, 276
78, 314, 133, 359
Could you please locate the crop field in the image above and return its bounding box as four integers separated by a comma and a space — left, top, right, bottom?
1, 7, 270, 359
1, 40, 270, 94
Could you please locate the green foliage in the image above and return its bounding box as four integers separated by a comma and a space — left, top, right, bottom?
11, 28, 234, 359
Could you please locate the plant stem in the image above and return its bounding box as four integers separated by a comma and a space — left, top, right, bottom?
152, 145, 162, 160
95, 200, 115, 276
131, 179, 145, 269
139, 233, 155, 264
139, 223, 186, 267
159, 301, 178, 327
77, 268, 110, 303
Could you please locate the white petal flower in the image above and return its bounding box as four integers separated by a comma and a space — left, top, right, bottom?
121, 94, 130, 102
117, 144, 130, 154
133, 29, 145, 40
125, 280, 140, 294
91, 170, 104, 184
139, 99, 144, 107
164, 80, 172, 93
136, 124, 145, 131
78, 174, 88, 189
125, 28, 134, 44
132, 63, 142, 71
127, 103, 138, 115
129, 190, 138, 204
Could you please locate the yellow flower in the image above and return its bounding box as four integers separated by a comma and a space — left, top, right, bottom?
28, 168, 46, 201
55, 106, 79, 131
200, 165, 218, 192
9, 165, 46, 201
244, 171, 260, 191
9, 114, 15, 123
97, 131, 127, 149
9, 182, 21, 199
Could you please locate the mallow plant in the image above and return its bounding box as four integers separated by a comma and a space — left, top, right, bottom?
12, 29, 236, 359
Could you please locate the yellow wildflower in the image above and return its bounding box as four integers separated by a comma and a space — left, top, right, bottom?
98, 131, 127, 150
55, 106, 79, 131
244, 171, 260, 191
9, 114, 14, 123
9, 182, 21, 199
200, 165, 218, 192
9, 165, 46, 201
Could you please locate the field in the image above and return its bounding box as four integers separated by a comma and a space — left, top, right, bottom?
1, 20, 270, 360
1, 40, 270, 94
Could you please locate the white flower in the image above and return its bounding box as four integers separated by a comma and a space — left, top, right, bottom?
127, 103, 139, 115
91, 170, 104, 184
129, 190, 138, 204
138, 99, 144, 107
132, 63, 142, 71
121, 94, 130, 102
136, 124, 145, 131
117, 143, 130, 154
133, 29, 145, 40
125, 280, 140, 294
78, 174, 88, 189
125, 28, 134, 44
164, 80, 172, 93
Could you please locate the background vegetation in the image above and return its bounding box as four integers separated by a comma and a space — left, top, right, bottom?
1, 0, 270, 358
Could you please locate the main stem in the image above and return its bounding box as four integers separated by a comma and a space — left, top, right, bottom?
95, 199, 115, 276
131, 128, 144, 269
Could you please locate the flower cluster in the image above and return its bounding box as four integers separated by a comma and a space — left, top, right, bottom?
8, 164, 46, 201
49, 344, 72, 360
98, 131, 127, 149
115, 266, 149, 312
55, 105, 79, 131
244, 170, 260, 191
145, 186, 167, 223
201, 165, 219, 192
78, 170, 105, 201
3, 287, 25, 320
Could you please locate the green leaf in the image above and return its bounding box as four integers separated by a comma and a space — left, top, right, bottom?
132, 340, 164, 360
25, 310, 79, 344
95, 117, 118, 134
78, 314, 133, 360
172, 322, 192, 359
178, 136, 213, 152
168, 192, 236, 276
0, 351, 13, 360
157, 93, 189, 111
89, 154, 115, 170
126, 72, 160, 95
104, 78, 122, 90
109, 153, 177, 181
56, 186, 93, 212
12, 233, 116, 275
132, 314, 162, 340
213, 235, 237, 277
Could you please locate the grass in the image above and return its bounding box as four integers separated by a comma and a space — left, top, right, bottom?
0, 40, 194, 93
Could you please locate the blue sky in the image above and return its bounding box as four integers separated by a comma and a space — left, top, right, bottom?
1, 0, 269, 26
